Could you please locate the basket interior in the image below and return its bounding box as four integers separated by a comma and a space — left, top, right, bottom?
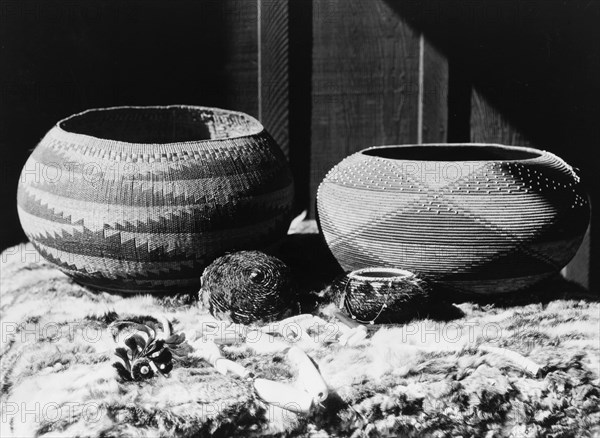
356, 270, 402, 278
59, 106, 262, 144
362, 144, 541, 161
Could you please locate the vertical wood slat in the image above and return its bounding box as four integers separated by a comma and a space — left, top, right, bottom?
220, 0, 291, 158
258, 0, 290, 159
470, 88, 590, 289
310, 0, 448, 214
419, 37, 448, 144
221, 0, 259, 118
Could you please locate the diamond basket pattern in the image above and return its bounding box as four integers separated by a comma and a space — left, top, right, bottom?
317, 144, 589, 294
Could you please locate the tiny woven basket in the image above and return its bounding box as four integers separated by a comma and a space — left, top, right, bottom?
331, 267, 430, 324
200, 251, 295, 325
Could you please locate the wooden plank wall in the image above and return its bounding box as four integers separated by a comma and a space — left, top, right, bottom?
221, 0, 260, 118
258, 0, 290, 158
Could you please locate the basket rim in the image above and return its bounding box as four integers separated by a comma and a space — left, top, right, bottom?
359, 143, 547, 163
53, 104, 266, 147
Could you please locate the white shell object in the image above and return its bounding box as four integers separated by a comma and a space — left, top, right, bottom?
479, 344, 543, 377
338, 325, 368, 346
254, 378, 313, 414
286, 346, 329, 402
213, 358, 252, 378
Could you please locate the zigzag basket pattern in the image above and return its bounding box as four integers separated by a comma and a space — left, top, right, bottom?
317, 144, 590, 294
17, 106, 294, 293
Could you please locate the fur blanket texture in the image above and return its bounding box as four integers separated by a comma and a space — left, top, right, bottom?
1, 222, 599, 438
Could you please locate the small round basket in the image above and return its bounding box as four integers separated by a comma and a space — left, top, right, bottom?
332, 267, 430, 324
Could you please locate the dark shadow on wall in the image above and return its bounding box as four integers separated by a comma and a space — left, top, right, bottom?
0, 0, 242, 250
384, 0, 599, 289
383, 0, 600, 153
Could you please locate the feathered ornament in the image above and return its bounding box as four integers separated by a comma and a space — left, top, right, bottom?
109, 316, 186, 382
199, 251, 297, 324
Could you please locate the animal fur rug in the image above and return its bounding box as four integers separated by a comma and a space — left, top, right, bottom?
1, 227, 599, 437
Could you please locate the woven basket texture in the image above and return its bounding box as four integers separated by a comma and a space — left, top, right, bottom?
317, 144, 590, 294
17, 105, 294, 293
200, 250, 295, 324
331, 268, 430, 323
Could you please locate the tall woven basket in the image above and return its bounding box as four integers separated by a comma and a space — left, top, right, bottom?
17, 105, 294, 293
317, 144, 590, 294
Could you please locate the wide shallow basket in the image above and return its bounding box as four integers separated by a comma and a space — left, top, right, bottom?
17, 105, 294, 293
317, 144, 590, 294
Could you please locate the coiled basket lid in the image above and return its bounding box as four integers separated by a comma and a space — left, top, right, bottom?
17, 105, 294, 293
